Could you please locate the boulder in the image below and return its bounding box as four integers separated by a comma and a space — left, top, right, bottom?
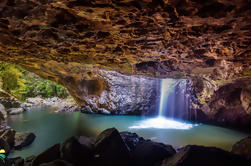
231, 137, 251, 159
94, 128, 130, 166
0, 137, 10, 155
39, 159, 73, 166
0, 128, 16, 147
32, 144, 60, 166
0, 104, 7, 120
120, 131, 145, 152
8, 157, 24, 166
131, 140, 176, 166
14, 132, 36, 150
24, 155, 36, 166
0, 90, 21, 109
161, 145, 250, 166
60, 136, 94, 166
7, 108, 24, 115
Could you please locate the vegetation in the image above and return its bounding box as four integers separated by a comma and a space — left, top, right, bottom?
0, 62, 70, 100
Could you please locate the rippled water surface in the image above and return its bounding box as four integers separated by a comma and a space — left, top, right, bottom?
7, 108, 251, 158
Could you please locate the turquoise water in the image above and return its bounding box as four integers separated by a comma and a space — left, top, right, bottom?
7, 108, 250, 158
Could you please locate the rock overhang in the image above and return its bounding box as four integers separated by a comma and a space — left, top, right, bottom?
0, 0, 250, 127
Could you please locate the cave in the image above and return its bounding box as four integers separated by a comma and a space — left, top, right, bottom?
0, 0, 250, 166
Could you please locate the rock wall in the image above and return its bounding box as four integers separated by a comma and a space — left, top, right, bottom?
196, 78, 251, 128
80, 70, 160, 115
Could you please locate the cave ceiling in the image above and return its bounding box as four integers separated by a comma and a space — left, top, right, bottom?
0, 0, 250, 99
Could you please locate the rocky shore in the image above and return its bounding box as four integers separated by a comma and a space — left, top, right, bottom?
0, 88, 79, 127
3, 128, 250, 166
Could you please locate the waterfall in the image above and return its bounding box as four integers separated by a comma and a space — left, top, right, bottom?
158, 78, 190, 120
129, 78, 194, 130
158, 79, 178, 117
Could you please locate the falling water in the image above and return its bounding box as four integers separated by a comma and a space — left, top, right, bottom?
158, 78, 190, 120
158, 79, 179, 117
129, 78, 194, 130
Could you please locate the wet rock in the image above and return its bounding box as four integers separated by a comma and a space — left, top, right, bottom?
131, 140, 176, 166
94, 128, 130, 166
60, 136, 94, 166
161, 145, 250, 166
120, 131, 145, 152
7, 108, 24, 115
14, 132, 36, 150
83, 70, 160, 115
32, 144, 60, 166
231, 137, 251, 160
39, 159, 73, 166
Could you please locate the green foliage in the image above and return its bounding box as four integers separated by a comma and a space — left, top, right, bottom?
0, 62, 70, 100
0, 62, 26, 99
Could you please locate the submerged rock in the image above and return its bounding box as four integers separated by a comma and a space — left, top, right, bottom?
161, 145, 250, 166
94, 128, 130, 166
231, 137, 251, 160
14, 132, 36, 150
131, 140, 176, 166
32, 144, 60, 166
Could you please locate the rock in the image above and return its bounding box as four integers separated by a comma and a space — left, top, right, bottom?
14, 132, 36, 150
7, 108, 24, 115
56, 106, 80, 113
0, 89, 21, 109
0, 0, 250, 128
0, 128, 16, 147
94, 128, 130, 166
60, 136, 94, 166
131, 140, 176, 166
241, 89, 251, 114
82, 70, 160, 115
0, 104, 7, 120
32, 144, 60, 166
39, 159, 73, 166
20, 103, 33, 111
26, 97, 77, 112
206, 79, 251, 128
8, 157, 24, 166
24, 155, 36, 166
0, 138, 10, 155
120, 131, 145, 152
161, 145, 250, 166
231, 137, 251, 160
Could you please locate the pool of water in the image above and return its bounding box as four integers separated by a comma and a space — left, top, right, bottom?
7, 108, 250, 158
